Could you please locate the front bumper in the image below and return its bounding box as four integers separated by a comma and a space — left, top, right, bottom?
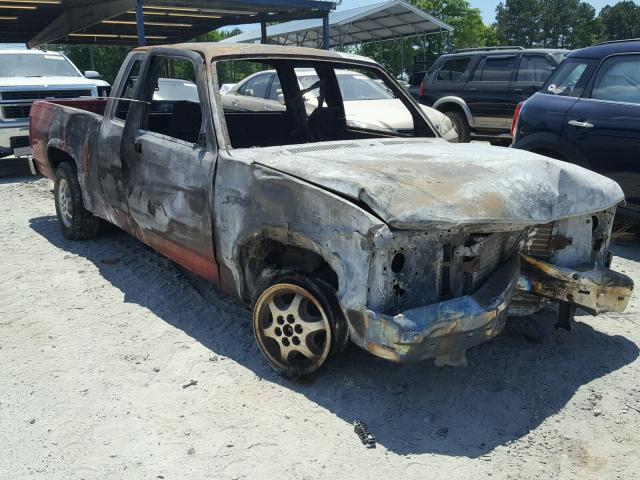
0, 121, 31, 158
349, 254, 633, 363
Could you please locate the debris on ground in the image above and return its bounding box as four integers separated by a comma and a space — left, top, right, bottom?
353, 420, 376, 448
182, 380, 198, 389
612, 221, 640, 245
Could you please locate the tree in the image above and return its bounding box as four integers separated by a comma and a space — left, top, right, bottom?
496, 0, 543, 47
538, 0, 600, 48
413, 0, 499, 49
599, 1, 640, 41
54, 45, 130, 85
496, 0, 600, 49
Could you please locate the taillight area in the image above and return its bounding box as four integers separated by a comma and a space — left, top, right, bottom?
511, 101, 524, 137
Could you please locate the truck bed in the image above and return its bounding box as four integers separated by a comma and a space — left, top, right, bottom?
30, 98, 108, 180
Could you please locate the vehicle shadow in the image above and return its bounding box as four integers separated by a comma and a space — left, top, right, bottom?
612, 241, 640, 263
0, 174, 41, 185
0, 157, 34, 178
30, 215, 639, 458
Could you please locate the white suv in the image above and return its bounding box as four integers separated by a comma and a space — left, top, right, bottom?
0, 47, 110, 159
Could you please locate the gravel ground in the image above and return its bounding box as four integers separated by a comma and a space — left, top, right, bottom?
1, 176, 640, 480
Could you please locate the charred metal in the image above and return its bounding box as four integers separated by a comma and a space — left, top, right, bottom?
29, 42, 634, 373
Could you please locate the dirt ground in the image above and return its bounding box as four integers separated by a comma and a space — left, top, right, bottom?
1, 176, 640, 480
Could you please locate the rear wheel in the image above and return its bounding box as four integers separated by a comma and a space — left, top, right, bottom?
54, 162, 101, 240
444, 110, 471, 143
252, 273, 347, 377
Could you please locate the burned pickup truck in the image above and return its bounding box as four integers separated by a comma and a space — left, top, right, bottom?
30, 43, 632, 376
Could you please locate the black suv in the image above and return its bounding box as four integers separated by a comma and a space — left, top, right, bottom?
408, 70, 428, 100
419, 47, 567, 142
513, 39, 640, 214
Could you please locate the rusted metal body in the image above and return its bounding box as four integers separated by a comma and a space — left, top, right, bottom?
29, 43, 633, 365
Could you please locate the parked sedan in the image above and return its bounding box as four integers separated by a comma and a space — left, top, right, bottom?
222, 68, 459, 142
512, 39, 640, 215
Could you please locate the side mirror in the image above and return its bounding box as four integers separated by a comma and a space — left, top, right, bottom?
277, 93, 285, 105
244, 88, 254, 97
84, 70, 101, 79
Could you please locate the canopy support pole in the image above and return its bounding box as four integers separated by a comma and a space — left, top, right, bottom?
261, 21, 267, 44
322, 13, 329, 49
136, 0, 145, 47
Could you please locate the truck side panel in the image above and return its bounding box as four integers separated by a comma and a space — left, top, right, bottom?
30, 100, 106, 216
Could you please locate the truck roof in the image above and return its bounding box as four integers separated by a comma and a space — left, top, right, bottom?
133, 42, 377, 66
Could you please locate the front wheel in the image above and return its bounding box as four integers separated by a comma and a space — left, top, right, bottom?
54, 162, 101, 240
444, 110, 471, 143
252, 273, 347, 377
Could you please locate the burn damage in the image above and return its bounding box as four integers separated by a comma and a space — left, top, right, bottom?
221, 140, 633, 363
30, 42, 634, 368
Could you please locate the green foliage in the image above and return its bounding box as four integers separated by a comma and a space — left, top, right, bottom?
413, 0, 499, 49
496, 0, 544, 47
495, 0, 637, 50
52, 45, 130, 84
599, 1, 640, 41
216, 60, 270, 85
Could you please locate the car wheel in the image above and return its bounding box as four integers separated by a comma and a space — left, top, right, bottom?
444, 110, 471, 143
252, 273, 347, 377
54, 162, 101, 240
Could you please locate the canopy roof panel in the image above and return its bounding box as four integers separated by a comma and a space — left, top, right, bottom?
222, 0, 453, 48
0, 0, 335, 48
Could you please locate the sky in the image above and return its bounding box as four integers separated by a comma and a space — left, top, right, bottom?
337, 0, 619, 24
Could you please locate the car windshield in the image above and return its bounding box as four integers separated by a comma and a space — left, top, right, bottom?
543, 58, 594, 97
298, 72, 394, 101
0, 53, 80, 78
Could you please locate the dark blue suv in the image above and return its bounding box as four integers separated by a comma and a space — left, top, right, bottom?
512, 39, 640, 214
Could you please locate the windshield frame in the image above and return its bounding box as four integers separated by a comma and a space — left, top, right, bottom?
211, 55, 438, 149
541, 57, 597, 98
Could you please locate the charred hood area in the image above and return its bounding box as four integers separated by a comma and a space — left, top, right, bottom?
243, 138, 625, 230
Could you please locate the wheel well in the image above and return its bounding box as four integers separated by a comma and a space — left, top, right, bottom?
437, 102, 465, 116
47, 147, 75, 171
240, 237, 339, 302
531, 148, 565, 161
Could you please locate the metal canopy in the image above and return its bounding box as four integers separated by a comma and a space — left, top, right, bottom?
0, 0, 334, 48
221, 0, 453, 49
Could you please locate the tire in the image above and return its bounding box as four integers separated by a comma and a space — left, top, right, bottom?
54, 162, 101, 240
252, 271, 348, 377
444, 110, 471, 143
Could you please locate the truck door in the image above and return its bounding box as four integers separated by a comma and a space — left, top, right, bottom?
121, 50, 220, 282
97, 53, 144, 214
563, 53, 640, 211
